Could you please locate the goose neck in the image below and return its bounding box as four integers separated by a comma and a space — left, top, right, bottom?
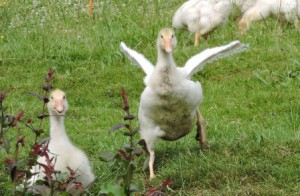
49, 115, 70, 142
157, 47, 175, 68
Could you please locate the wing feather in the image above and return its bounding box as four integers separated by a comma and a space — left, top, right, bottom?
120, 42, 154, 76
184, 40, 249, 78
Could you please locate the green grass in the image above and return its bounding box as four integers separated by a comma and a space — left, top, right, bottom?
1, 0, 300, 195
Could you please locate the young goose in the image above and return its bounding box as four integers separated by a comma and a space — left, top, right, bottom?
30, 89, 95, 188
120, 28, 248, 179
172, 0, 232, 46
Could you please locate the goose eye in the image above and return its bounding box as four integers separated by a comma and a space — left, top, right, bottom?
172, 35, 174, 38
51, 96, 53, 99
160, 35, 163, 39
63, 96, 66, 99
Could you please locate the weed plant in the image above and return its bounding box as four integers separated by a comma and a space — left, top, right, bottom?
0, 0, 300, 195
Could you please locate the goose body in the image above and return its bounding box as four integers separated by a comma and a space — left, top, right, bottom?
30, 89, 95, 188
140, 61, 202, 142
172, 0, 232, 46
120, 28, 248, 179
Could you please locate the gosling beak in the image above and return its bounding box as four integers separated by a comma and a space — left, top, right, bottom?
164, 40, 173, 53
55, 106, 64, 114
55, 105, 64, 114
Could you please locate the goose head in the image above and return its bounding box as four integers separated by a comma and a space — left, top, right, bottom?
48, 89, 69, 116
157, 28, 177, 53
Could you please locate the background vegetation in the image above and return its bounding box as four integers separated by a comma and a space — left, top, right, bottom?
0, 0, 299, 195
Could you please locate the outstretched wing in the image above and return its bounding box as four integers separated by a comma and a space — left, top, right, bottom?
184, 40, 249, 78
120, 42, 154, 76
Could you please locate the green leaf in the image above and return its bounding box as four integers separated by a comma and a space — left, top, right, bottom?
99, 152, 116, 162
123, 144, 134, 152
124, 114, 135, 120
123, 131, 133, 136
99, 183, 126, 196
143, 157, 149, 171
110, 124, 129, 132
129, 184, 139, 193
34, 129, 44, 136
38, 137, 50, 145
123, 128, 139, 137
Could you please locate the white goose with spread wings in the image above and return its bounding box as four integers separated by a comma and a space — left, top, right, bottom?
120, 28, 248, 179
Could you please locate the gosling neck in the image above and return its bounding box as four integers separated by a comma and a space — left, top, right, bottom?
156, 46, 176, 69
49, 112, 70, 143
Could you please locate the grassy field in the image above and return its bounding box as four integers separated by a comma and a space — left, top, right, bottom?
1, 0, 300, 195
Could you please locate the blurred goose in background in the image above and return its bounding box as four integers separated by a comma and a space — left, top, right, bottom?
120, 28, 248, 179
232, 0, 299, 34
172, 0, 232, 46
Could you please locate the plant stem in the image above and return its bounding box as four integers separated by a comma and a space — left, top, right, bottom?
0, 102, 4, 139
38, 102, 46, 129
0, 116, 3, 139
13, 126, 21, 195
127, 110, 134, 148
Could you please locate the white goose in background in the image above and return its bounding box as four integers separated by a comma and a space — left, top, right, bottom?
120, 28, 248, 179
231, 0, 256, 13
172, 0, 232, 46
232, 0, 299, 34
30, 89, 95, 188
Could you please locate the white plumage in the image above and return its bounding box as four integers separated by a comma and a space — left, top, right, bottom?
232, 0, 299, 34
232, 0, 256, 13
172, 0, 232, 46
30, 89, 95, 188
120, 28, 248, 179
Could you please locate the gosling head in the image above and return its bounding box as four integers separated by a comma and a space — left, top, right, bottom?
157, 28, 177, 53
48, 89, 69, 116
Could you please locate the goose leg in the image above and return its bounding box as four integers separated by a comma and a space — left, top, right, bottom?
195, 108, 206, 150
141, 136, 156, 179
149, 149, 155, 179
194, 32, 200, 46
89, 0, 93, 15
